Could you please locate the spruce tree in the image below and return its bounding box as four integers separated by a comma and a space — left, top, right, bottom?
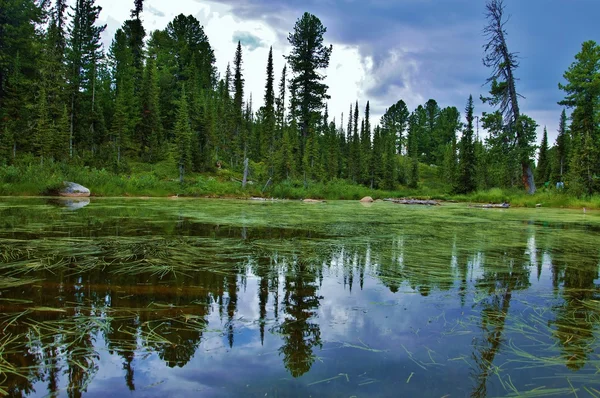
381, 100, 409, 154
233, 41, 245, 163
139, 56, 163, 161
536, 127, 550, 184
174, 85, 192, 183
34, 85, 53, 164
286, 12, 332, 153
553, 109, 570, 181
558, 40, 600, 194
275, 65, 287, 136
456, 96, 476, 194
361, 101, 372, 184
66, 0, 106, 156
262, 47, 276, 169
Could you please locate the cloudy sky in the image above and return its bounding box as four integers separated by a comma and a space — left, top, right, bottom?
97, 0, 599, 143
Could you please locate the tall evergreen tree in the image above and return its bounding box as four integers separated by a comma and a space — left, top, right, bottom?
381, 100, 409, 154
262, 47, 276, 169
233, 41, 245, 162
361, 101, 372, 183
174, 85, 192, 183
457, 96, 476, 194
536, 127, 550, 184
66, 0, 106, 156
139, 56, 163, 161
286, 12, 332, 155
276, 65, 287, 135
553, 109, 570, 181
558, 40, 600, 194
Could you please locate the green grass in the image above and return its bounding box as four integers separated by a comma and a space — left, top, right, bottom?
1, 160, 600, 209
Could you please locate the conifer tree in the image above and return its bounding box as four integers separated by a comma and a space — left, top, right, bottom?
174, 85, 192, 183
233, 41, 245, 163
558, 40, 600, 194
286, 12, 332, 154
456, 96, 476, 194
381, 100, 409, 154
34, 85, 53, 164
262, 47, 276, 170
275, 65, 287, 135
536, 127, 550, 184
139, 56, 163, 161
553, 109, 570, 181
361, 101, 372, 183
66, 0, 106, 156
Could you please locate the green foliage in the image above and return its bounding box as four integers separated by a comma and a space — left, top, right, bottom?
456, 96, 476, 194
174, 85, 192, 182
2, 3, 600, 203
286, 12, 332, 161
536, 127, 550, 183
559, 40, 600, 195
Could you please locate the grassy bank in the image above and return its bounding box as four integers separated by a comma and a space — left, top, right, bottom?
1, 161, 599, 209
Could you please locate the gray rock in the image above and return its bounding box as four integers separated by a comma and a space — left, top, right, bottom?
59, 182, 91, 197
58, 198, 90, 211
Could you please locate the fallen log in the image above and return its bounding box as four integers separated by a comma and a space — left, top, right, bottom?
384, 198, 440, 206
469, 203, 510, 209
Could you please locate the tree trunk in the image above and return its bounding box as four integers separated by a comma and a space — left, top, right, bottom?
522, 163, 536, 195
242, 157, 249, 189
69, 94, 74, 158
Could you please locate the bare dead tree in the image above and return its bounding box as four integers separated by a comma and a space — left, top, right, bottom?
482, 0, 536, 194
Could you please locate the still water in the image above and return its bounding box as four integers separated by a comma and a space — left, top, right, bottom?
0, 198, 598, 397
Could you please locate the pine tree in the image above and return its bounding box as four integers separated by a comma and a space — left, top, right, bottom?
371, 126, 384, 188
381, 100, 409, 154
441, 130, 458, 189
174, 85, 192, 183
111, 89, 129, 166
139, 56, 163, 161
559, 40, 600, 194
407, 110, 422, 188
286, 12, 332, 154
66, 0, 106, 156
361, 101, 372, 184
536, 127, 550, 184
262, 47, 276, 170
34, 85, 54, 164
456, 96, 476, 194
232, 41, 245, 163
0, 1, 43, 159
275, 65, 287, 136
423, 99, 440, 164
553, 109, 570, 181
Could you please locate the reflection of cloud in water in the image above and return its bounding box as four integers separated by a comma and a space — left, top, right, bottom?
2, 199, 600, 397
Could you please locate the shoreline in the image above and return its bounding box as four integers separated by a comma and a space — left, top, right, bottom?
1, 193, 598, 210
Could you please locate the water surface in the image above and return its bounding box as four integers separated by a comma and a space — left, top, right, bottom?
0, 198, 599, 397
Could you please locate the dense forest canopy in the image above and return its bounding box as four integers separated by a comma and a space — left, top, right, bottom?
0, 0, 598, 195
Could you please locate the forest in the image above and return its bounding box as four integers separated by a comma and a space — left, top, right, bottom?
0, 0, 599, 201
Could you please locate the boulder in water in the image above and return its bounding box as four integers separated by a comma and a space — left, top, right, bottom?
59, 182, 90, 197
360, 196, 374, 203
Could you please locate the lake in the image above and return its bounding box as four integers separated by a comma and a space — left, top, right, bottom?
0, 198, 598, 397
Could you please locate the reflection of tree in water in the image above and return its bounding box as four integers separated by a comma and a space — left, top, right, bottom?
470, 239, 531, 398
550, 248, 599, 371
375, 235, 456, 296
276, 257, 323, 378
